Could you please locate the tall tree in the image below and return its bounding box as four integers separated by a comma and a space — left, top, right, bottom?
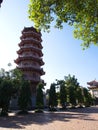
0, 79, 13, 116
28, 0, 98, 48
49, 83, 58, 110
65, 74, 79, 107
82, 87, 93, 107
76, 87, 84, 106
36, 83, 44, 109
56, 80, 67, 109
18, 80, 31, 113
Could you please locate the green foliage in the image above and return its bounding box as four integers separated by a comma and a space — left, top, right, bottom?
56, 80, 67, 108
49, 83, 58, 108
76, 87, 84, 105
0, 68, 32, 114
18, 80, 31, 111
11, 68, 24, 95
65, 74, 79, 106
0, 79, 13, 116
82, 87, 93, 107
28, 0, 98, 48
36, 83, 44, 109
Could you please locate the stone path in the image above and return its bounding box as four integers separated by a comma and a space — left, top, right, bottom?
0, 106, 98, 130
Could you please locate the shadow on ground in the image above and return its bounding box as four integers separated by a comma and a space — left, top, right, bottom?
67, 106, 98, 113
0, 106, 98, 129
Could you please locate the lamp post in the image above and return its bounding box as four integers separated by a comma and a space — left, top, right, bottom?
0, 0, 3, 7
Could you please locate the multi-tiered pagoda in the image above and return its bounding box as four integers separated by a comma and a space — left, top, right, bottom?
15, 27, 45, 107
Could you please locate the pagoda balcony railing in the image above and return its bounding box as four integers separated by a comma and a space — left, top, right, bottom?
21, 45, 41, 51
15, 57, 44, 66
18, 65, 42, 69
22, 30, 41, 36
22, 38, 40, 44
18, 55, 43, 60
25, 76, 41, 82
24, 77, 45, 82
18, 65, 45, 74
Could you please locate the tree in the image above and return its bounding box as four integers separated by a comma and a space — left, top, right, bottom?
0, 67, 31, 115
36, 83, 44, 109
18, 80, 31, 113
68, 85, 77, 107
28, 0, 98, 48
0, 79, 13, 116
0, 68, 20, 115
76, 87, 84, 107
65, 74, 79, 107
82, 87, 93, 107
56, 80, 67, 109
49, 83, 58, 110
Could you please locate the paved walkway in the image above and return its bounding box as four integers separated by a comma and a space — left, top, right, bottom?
0, 106, 98, 130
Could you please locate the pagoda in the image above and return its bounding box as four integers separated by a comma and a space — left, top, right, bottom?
87, 80, 98, 105
15, 27, 45, 107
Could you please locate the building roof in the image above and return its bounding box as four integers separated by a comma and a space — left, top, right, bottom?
22, 27, 41, 35
87, 80, 98, 89
87, 80, 98, 86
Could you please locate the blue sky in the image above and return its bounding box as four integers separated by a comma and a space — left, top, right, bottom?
0, 0, 98, 89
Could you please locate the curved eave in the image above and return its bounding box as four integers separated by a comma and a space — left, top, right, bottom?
14, 57, 44, 66
17, 48, 43, 57
18, 41, 43, 49
22, 27, 41, 36
20, 35, 42, 42
17, 66, 45, 75
87, 80, 98, 86
88, 86, 98, 90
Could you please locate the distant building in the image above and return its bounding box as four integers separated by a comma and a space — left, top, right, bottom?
87, 80, 98, 104
14, 27, 45, 107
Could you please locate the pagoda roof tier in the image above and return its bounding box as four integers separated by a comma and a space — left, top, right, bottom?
14, 56, 44, 66
87, 80, 98, 86
18, 39, 43, 49
22, 38, 42, 46
20, 34, 42, 42
17, 47, 43, 57
88, 86, 98, 90
22, 27, 41, 36
17, 66, 45, 75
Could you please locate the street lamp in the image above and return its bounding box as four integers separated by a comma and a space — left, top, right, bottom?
0, 0, 3, 7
